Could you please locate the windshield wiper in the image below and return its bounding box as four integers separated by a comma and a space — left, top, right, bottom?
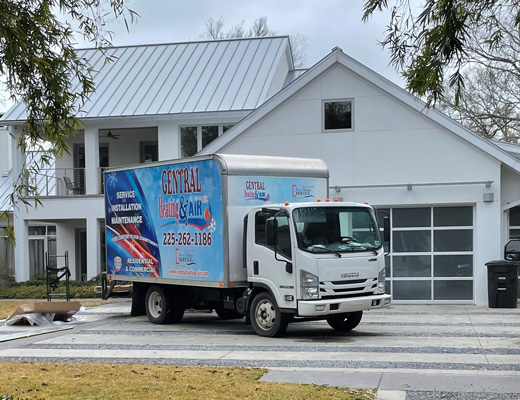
307, 245, 342, 257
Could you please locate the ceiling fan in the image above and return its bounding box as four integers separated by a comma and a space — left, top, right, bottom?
100, 130, 120, 140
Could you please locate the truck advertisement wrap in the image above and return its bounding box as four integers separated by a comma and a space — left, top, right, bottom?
105, 159, 224, 281
228, 175, 327, 206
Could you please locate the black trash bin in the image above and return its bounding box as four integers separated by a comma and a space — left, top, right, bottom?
486, 260, 518, 308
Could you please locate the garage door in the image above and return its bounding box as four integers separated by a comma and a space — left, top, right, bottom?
377, 206, 474, 303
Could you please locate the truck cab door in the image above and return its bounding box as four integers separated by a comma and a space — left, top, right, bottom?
247, 209, 297, 309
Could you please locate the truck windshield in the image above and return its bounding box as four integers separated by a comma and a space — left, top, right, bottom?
293, 206, 382, 253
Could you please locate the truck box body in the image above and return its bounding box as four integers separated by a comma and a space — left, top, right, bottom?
105, 154, 328, 289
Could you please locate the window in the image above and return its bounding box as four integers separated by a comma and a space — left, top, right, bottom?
324, 100, 352, 131
180, 127, 197, 158
140, 141, 158, 163
293, 206, 381, 253
509, 206, 520, 239
507, 206, 520, 300
202, 126, 218, 148
180, 124, 235, 157
254, 210, 291, 259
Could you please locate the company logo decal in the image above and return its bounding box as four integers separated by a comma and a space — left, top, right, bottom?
341, 272, 360, 278
244, 181, 270, 202
292, 184, 314, 198
113, 256, 122, 273
175, 248, 196, 265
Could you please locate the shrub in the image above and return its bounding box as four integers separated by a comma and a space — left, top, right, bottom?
0, 279, 97, 299
0, 259, 15, 288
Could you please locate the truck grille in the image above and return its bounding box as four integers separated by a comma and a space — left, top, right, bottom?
319, 278, 377, 300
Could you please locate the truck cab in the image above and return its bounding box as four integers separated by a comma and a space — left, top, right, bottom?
246, 201, 391, 337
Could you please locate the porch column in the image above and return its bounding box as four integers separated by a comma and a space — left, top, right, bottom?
84, 126, 100, 194
56, 223, 77, 280
158, 120, 180, 160
86, 217, 100, 279
13, 217, 29, 282
9, 126, 30, 282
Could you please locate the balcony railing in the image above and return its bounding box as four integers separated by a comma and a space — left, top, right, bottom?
27, 168, 86, 197
99, 167, 107, 195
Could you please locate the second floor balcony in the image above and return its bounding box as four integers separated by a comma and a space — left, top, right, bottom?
23, 127, 160, 199
26, 167, 107, 197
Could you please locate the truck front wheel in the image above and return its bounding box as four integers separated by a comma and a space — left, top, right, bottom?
145, 285, 184, 324
250, 292, 288, 337
326, 311, 363, 331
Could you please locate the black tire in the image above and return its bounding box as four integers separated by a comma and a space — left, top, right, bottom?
326, 311, 363, 331
250, 292, 288, 337
215, 305, 243, 320
145, 285, 184, 324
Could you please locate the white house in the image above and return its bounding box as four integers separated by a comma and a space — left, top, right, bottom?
1, 36, 519, 305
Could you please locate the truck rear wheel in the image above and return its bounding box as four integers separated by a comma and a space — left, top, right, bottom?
145, 285, 184, 324
250, 292, 288, 337
326, 311, 363, 331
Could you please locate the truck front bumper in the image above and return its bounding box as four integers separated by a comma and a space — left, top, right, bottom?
297, 293, 391, 317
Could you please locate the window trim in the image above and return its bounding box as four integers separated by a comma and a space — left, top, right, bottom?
322, 99, 354, 133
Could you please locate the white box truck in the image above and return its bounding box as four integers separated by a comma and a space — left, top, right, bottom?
104, 154, 390, 337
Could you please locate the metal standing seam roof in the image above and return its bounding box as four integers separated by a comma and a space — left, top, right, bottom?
1, 36, 292, 123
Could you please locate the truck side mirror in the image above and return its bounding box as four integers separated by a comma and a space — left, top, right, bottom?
265, 215, 293, 271
504, 239, 520, 261
383, 216, 391, 256
383, 216, 390, 242
265, 218, 276, 246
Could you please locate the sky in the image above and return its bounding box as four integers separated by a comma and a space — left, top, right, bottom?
0, 0, 402, 113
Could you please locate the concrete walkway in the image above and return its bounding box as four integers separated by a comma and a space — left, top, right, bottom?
1, 301, 519, 399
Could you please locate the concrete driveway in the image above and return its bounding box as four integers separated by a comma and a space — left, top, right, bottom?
1, 300, 519, 399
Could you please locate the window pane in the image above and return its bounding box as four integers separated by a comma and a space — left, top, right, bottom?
434, 230, 473, 252
434, 280, 473, 300
393, 231, 431, 252
434, 255, 473, 277
223, 124, 235, 133
393, 208, 430, 228
324, 101, 352, 130
202, 125, 218, 148
434, 207, 472, 226
393, 280, 431, 300
29, 226, 46, 235
510, 229, 520, 239
276, 216, 291, 260
255, 210, 277, 245
393, 255, 431, 277
385, 281, 391, 295
510, 206, 520, 226
180, 127, 197, 157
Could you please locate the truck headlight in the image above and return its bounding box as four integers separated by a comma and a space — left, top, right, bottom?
301, 270, 319, 299
378, 268, 386, 294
